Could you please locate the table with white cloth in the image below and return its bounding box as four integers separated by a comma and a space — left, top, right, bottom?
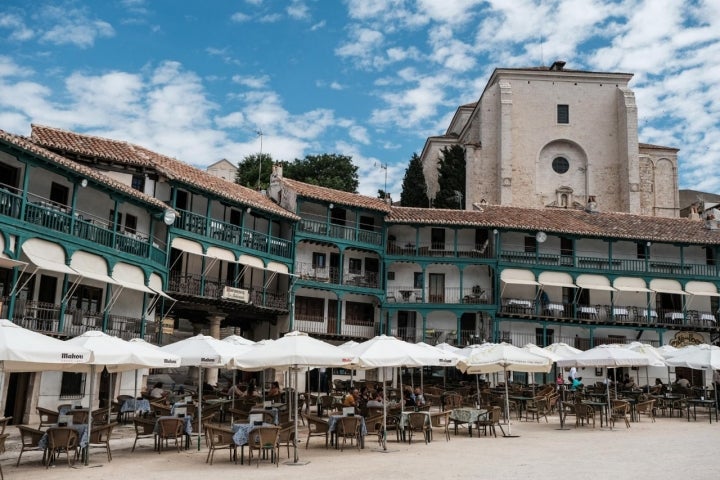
664, 312, 684, 324
249, 407, 280, 425
699, 313, 716, 326
545, 302, 565, 316
120, 398, 151, 414
328, 415, 367, 449
231, 422, 274, 463
448, 408, 487, 437
507, 299, 534, 314
38, 424, 89, 451
640, 309, 658, 322
612, 307, 629, 321
578, 306, 598, 319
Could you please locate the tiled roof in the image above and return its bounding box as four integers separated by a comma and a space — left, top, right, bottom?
281, 178, 392, 213
30, 125, 298, 221
387, 205, 720, 245
0, 128, 170, 211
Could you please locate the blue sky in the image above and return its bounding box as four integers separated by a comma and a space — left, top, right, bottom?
1, 0, 718, 199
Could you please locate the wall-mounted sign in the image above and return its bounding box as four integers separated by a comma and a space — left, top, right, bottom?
670, 331, 704, 348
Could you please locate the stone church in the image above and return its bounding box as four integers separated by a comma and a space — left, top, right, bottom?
420, 61, 679, 217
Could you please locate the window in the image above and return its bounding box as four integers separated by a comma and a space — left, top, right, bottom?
557, 104, 569, 124
345, 301, 374, 326
60, 372, 86, 399
175, 190, 189, 210
560, 237, 573, 256
0, 162, 20, 191
552, 157, 569, 174
359, 215, 375, 231
475, 229, 489, 250
706, 247, 716, 266
636, 243, 647, 260
348, 258, 362, 274
73, 285, 103, 313
125, 213, 138, 234
50, 182, 69, 207
312, 252, 326, 268
413, 272, 423, 289
131, 174, 145, 192
524, 236, 537, 253
109, 210, 123, 232
387, 271, 395, 281
431, 228, 445, 249
295, 296, 324, 321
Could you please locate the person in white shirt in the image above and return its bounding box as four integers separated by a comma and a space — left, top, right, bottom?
675, 374, 690, 389
569, 367, 578, 382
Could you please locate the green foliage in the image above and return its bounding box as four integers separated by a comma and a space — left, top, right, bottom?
235, 153, 275, 190
433, 145, 465, 209
283, 154, 359, 193
400, 153, 430, 207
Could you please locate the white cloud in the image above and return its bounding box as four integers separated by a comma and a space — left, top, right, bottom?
259, 14, 283, 23
287, 1, 310, 20
230, 12, 251, 23
38, 6, 115, 49
310, 20, 326, 31
232, 75, 271, 89
0, 12, 34, 41
335, 27, 385, 68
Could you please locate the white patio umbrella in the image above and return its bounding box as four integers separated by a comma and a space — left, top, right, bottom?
523, 343, 561, 390
556, 344, 650, 428
623, 342, 666, 391
222, 334, 256, 412
347, 335, 456, 450
161, 334, 243, 450
231, 331, 352, 464
666, 344, 720, 408
457, 342, 552, 436
65, 330, 181, 464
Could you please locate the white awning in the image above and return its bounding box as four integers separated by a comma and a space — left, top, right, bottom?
70, 251, 118, 285
149, 273, 175, 301
266, 261, 289, 274
613, 277, 652, 293
500, 269, 539, 286
206, 246, 236, 262
649, 278, 687, 296
683, 281, 720, 297
238, 254, 264, 270
538, 271, 576, 289
171, 237, 204, 256
111, 262, 154, 294
0, 236, 26, 269
576, 274, 616, 291
21, 239, 75, 275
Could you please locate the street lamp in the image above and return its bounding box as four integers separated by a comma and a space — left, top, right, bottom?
375, 162, 388, 199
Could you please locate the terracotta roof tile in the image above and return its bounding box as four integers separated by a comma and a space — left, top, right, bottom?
281, 178, 392, 213
639, 142, 679, 151
0, 128, 170, 211
387, 205, 720, 245
30, 125, 298, 221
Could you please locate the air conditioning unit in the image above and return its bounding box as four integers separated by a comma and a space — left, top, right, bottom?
221, 286, 249, 303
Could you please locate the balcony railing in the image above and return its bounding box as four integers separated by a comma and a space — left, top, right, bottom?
386, 286, 491, 304
499, 248, 719, 279
167, 272, 288, 310
497, 331, 660, 349
293, 315, 376, 339
295, 263, 341, 285
174, 208, 292, 258
10, 300, 153, 340
387, 242, 493, 259
298, 217, 383, 246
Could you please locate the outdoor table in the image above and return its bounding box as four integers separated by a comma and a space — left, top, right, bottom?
508, 395, 532, 420
545, 303, 564, 316
250, 407, 280, 424
204, 398, 232, 423
328, 415, 367, 449
448, 408, 487, 437
231, 421, 274, 462
38, 424, 89, 451
686, 398, 717, 424
154, 415, 193, 449
120, 398, 151, 414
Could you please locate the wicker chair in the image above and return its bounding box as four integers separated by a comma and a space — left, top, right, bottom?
131, 417, 157, 452
406, 412, 432, 444
247, 426, 280, 467
0, 417, 11, 435
476, 406, 503, 437
636, 399, 656, 422
303, 414, 329, 449
45, 427, 79, 468
157, 417, 184, 453
430, 410, 451, 441
610, 400, 631, 428
525, 397, 550, 423
37, 407, 59, 428
16, 425, 46, 466
204, 425, 237, 465
575, 403, 596, 428
88, 422, 117, 462
336, 416, 361, 451
364, 414, 385, 446
277, 422, 296, 458
0, 433, 7, 480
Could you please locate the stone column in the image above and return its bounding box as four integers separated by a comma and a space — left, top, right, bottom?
204, 315, 224, 388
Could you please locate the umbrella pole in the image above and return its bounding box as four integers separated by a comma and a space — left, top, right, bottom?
502, 367, 518, 437
607, 369, 613, 430
85, 364, 96, 465
230, 369, 236, 424
382, 367, 387, 451
197, 367, 203, 451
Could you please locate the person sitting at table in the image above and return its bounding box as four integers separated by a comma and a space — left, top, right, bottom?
649, 378, 664, 394
570, 377, 583, 391
555, 372, 565, 385
243, 378, 261, 398
268, 381, 281, 399
149, 382, 168, 400
413, 387, 425, 406
229, 381, 246, 397
622, 374, 636, 389
674, 374, 691, 389
202, 381, 216, 394
403, 388, 416, 408
343, 388, 359, 408
367, 391, 384, 408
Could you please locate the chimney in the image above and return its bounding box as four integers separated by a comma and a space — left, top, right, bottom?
271, 163, 283, 179
550, 60, 566, 71
585, 195, 597, 213
688, 205, 701, 221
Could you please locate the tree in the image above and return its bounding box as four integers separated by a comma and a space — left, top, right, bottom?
400, 153, 429, 207
235, 153, 275, 190
283, 154, 358, 193
433, 145, 466, 209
